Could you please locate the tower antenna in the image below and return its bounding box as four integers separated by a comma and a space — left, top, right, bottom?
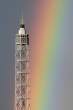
19, 11, 25, 29
21, 14, 24, 24
21, 10, 24, 24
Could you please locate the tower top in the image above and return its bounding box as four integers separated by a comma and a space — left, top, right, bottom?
20, 15, 25, 28
18, 15, 26, 35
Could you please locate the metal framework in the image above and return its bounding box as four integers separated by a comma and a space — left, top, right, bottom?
15, 24, 30, 110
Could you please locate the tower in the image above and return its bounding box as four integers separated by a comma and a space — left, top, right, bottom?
15, 18, 30, 110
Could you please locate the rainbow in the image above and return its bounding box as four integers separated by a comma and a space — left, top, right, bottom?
29, 0, 69, 110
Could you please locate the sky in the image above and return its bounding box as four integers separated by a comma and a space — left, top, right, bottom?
0, 0, 73, 110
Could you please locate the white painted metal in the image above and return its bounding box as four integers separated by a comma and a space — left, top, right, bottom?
15, 23, 30, 110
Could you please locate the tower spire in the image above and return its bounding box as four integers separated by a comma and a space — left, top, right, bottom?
21, 14, 24, 24
19, 14, 25, 35
20, 13, 25, 28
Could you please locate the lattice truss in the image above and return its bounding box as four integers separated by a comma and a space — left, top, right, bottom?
15, 34, 30, 110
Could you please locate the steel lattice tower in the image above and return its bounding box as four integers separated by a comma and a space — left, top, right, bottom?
15, 20, 30, 110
